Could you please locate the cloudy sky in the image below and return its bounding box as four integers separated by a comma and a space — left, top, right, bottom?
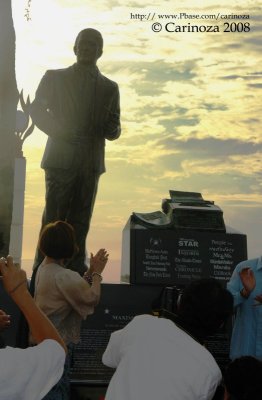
12, 0, 262, 280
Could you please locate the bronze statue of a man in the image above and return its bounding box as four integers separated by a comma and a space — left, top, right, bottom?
30, 28, 121, 275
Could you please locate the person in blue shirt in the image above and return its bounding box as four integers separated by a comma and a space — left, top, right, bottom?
227, 257, 262, 360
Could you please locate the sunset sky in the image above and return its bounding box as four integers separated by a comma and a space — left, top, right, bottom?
11, 0, 262, 281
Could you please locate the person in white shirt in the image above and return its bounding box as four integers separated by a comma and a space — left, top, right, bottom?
103, 278, 233, 400
0, 255, 66, 400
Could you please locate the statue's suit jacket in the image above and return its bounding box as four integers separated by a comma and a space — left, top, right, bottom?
30, 64, 121, 175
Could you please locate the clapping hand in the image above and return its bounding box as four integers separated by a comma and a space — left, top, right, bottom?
239, 267, 256, 295
84, 249, 109, 280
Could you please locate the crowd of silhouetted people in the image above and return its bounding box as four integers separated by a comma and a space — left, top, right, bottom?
0, 221, 262, 399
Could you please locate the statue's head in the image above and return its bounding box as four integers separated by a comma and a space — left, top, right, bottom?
74, 28, 103, 66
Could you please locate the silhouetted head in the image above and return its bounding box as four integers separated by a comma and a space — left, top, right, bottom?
224, 356, 262, 400
177, 278, 233, 336
39, 221, 78, 260
74, 28, 103, 66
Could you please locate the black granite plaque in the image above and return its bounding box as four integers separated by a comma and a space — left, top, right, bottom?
122, 221, 247, 286
70, 282, 232, 388
205, 317, 233, 374
70, 284, 163, 385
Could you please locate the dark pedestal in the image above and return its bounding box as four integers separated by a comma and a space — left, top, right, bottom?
70, 283, 233, 400
121, 218, 247, 287
70, 283, 163, 392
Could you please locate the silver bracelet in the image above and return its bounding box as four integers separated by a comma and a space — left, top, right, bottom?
91, 272, 103, 281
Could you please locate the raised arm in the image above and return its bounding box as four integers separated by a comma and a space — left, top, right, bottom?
227, 265, 256, 307
84, 248, 109, 298
0, 256, 67, 353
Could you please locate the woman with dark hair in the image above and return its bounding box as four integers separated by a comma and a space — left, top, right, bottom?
32, 220, 108, 400
224, 356, 262, 400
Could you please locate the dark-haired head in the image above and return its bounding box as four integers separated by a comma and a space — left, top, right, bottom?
39, 221, 78, 260
224, 356, 262, 400
178, 278, 233, 337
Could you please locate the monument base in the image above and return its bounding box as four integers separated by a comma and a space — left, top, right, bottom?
70, 283, 232, 394
70, 284, 163, 385
121, 218, 247, 286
